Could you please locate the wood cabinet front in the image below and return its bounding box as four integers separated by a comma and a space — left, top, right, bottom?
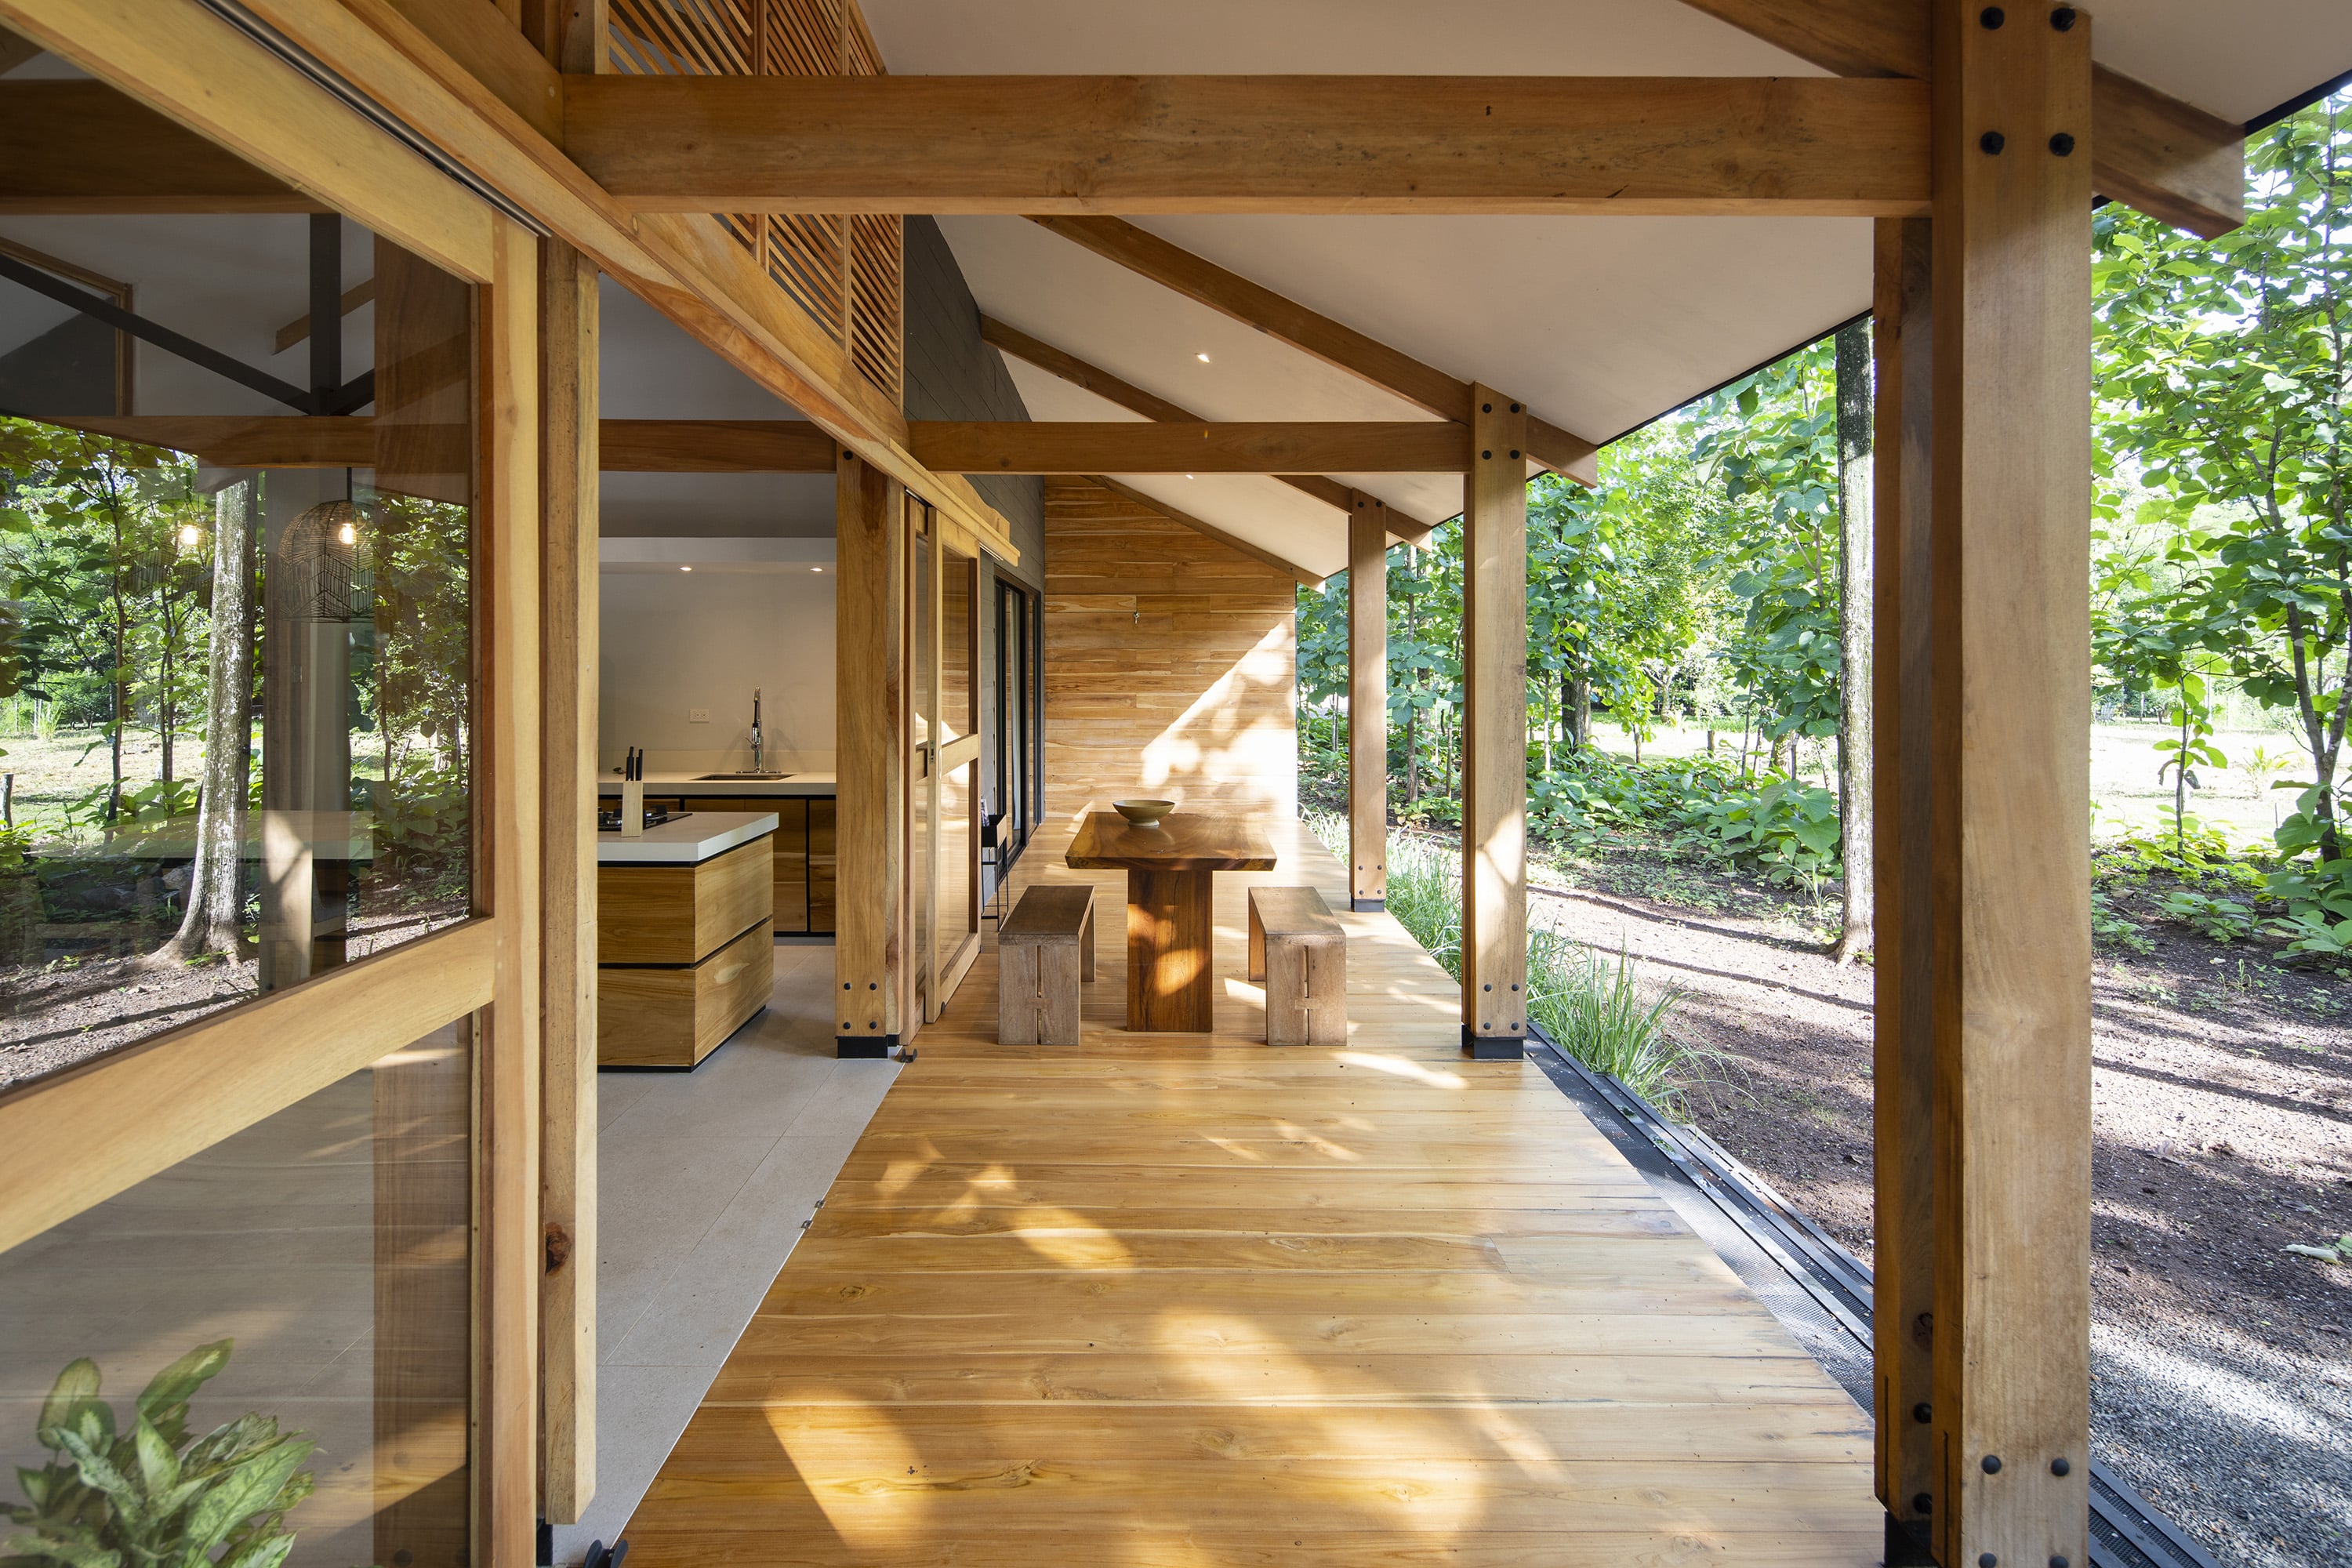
681, 793, 835, 935
597, 920, 775, 1069
597, 835, 772, 964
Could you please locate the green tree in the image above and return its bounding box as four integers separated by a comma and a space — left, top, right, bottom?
2093, 94, 2352, 876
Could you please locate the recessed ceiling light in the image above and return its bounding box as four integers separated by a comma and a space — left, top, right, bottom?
1185, 473, 1194, 480
1196, 352, 1210, 363
811, 565, 823, 572
680, 564, 692, 572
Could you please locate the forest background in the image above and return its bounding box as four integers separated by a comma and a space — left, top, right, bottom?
1298, 89, 2352, 977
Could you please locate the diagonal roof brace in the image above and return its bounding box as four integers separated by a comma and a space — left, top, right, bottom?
0, 250, 371, 416
980, 314, 1436, 544
1025, 216, 1600, 485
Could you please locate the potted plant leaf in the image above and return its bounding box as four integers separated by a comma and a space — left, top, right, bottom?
2, 1340, 321, 1568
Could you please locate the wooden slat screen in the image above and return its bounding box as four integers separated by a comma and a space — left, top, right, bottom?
608, 0, 902, 406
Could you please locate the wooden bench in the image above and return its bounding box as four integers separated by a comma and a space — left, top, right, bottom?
1247, 886, 1347, 1046
997, 884, 1096, 1045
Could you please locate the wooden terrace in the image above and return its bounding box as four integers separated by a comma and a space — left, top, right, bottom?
621, 818, 1882, 1565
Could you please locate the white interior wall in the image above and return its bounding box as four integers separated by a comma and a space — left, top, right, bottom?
598, 557, 837, 775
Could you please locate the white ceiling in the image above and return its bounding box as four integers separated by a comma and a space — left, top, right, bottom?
868, 0, 2352, 576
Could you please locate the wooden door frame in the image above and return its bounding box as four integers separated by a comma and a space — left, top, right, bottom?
0, 9, 543, 1568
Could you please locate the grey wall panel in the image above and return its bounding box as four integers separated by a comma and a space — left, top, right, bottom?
902, 216, 1044, 587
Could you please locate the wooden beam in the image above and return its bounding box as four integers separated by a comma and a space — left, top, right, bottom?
24, 415, 378, 467
1679, 0, 1928, 78
41, 0, 1017, 561
911, 420, 1470, 476
1084, 475, 1323, 588
835, 449, 907, 1056
0, 21, 42, 74
23, 414, 1461, 481
1675, 0, 2244, 236
599, 418, 837, 471
561, 73, 1929, 217
535, 236, 597, 1527
979, 314, 1436, 543
1029, 217, 1601, 484
1928, 4, 2093, 1566
1348, 494, 1388, 911
1459, 387, 1527, 1061
1871, 212, 1939, 1559
2089, 65, 2245, 242
0, 80, 324, 212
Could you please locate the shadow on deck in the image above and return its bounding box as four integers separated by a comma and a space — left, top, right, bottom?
616, 815, 1883, 1564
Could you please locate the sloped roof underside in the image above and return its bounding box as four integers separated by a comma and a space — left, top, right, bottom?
864, 0, 2352, 579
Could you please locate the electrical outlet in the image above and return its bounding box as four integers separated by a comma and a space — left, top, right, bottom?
688, 708, 710, 723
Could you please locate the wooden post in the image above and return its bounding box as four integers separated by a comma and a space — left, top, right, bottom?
1929, 5, 2095, 1567
535, 235, 597, 1526
1460, 386, 1527, 1059
477, 211, 543, 1568
1871, 212, 1942, 1563
1347, 492, 1388, 911
836, 448, 906, 1057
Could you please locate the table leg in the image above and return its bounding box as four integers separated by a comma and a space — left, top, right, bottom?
1126, 868, 1215, 1032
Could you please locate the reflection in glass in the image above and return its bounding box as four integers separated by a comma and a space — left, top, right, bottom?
0, 1026, 472, 1568
0, 220, 474, 1087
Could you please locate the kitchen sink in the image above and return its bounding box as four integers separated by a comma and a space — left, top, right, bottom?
694, 771, 793, 781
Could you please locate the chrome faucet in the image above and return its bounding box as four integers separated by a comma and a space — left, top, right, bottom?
749, 688, 764, 774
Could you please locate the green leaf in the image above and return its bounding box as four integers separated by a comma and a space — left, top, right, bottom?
34, 1364, 101, 1451
133, 1343, 227, 1430
1, 1533, 122, 1568
177, 1439, 310, 1560
130, 1420, 177, 1500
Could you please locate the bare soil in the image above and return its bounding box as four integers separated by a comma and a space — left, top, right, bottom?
1537, 838, 2352, 1568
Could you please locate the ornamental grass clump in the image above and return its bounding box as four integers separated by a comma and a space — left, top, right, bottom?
1525, 933, 1721, 1117
1301, 809, 1718, 1118
2, 1340, 321, 1568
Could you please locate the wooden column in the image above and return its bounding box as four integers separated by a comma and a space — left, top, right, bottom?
1459, 387, 1527, 1059
1928, 5, 2095, 1567
1347, 492, 1388, 911
836, 448, 906, 1057
535, 235, 597, 1526
1871, 212, 1943, 1562
477, 211, 543, 1568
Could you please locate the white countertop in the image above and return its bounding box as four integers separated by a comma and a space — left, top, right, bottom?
597, 811, 778, 866
597, 771, 836, 797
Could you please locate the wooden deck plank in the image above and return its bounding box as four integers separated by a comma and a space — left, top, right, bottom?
619, 817, 1880, 1562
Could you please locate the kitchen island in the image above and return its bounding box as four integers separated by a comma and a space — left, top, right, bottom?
598, 774, 836, 935
598, 811, 777, 1069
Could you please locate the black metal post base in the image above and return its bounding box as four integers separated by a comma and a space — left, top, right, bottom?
1883, 1512, 1935, 1566
1461, 1026, 1526, 1060
837, 1034, 897, 1059
1350, 897, 1385, 913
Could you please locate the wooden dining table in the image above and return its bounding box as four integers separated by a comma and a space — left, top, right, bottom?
1065, 811, 1276, 1033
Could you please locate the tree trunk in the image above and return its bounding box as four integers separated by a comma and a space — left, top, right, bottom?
159, 479, 256, 962
1831, 317, 1875, 965
1568, 673, 1590, 751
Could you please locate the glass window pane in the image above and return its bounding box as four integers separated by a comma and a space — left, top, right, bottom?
0, 1025, 472, 1568
0, 182, 475, 1088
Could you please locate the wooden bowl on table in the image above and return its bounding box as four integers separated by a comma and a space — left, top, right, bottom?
1112, 799, 1175, 827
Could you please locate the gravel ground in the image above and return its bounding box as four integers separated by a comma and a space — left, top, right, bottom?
1527, 848, 2352, 1568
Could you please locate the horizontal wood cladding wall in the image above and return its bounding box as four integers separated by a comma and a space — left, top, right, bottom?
1044, 479, 1297, 822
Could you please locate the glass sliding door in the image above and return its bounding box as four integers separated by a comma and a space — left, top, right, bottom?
935, 539, 978, 1009
903, 501, 980, 1027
